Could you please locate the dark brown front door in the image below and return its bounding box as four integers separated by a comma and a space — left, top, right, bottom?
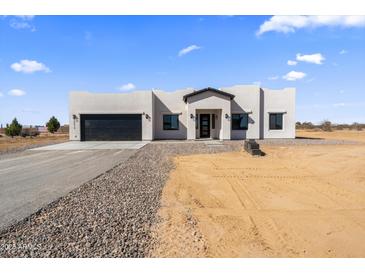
200, 114, 210, 138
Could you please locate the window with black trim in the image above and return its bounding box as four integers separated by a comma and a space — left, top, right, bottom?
163, 114, 179, 130
269, 113, 283, 130
212, 114, 215, 129
232, 113, 248, 130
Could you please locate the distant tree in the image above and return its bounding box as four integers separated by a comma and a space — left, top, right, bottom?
301, 121, 315, 129
320, 120, 332, 132
351, 122, 363, 131
5, 118, 22, 137
46, 116, 60, 133
295, 122, 302, 129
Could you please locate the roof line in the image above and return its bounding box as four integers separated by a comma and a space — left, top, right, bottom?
183, 87, 235, 102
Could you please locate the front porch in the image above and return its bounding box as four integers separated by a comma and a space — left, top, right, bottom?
184, 87, 233, 140
194, 109, 222, 140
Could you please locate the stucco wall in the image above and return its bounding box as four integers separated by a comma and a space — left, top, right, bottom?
69, 91, 154, 140
186, 91, 231, 140
69, 85, 296, 141
222, 85, 261, 140
153, 89, 192, 139
262, 87, 296, 138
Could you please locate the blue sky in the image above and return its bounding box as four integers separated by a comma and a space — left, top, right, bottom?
0, 15, 364, 126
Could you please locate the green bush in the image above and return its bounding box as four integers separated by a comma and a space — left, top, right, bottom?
46, 116, 60, 133
5, 118, 22, 137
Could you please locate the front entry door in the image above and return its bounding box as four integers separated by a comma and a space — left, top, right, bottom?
200, 114, 210, 138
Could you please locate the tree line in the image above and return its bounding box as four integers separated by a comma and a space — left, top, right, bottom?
3, 116, 61, 137
296, 120, 365, 132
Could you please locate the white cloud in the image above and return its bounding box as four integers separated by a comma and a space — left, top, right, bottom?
339, 49, 348, 55
287, 60, 297, 66
333, 102, 346, 107
268, 75, 279, 80
119, 83, 136, 91
339, 90, 345, 94
253, 81, 261, 86
0, 92, 3, 97
8, 89, 26, 96
9, 16, 36, 31
283, 71, 306, 81
15, 15, 35, 20
10, 21, 33, 30
11, 59, 51, 74
256, 16, 365, 36
178, 45, 201, 57
296, 53, 325, 65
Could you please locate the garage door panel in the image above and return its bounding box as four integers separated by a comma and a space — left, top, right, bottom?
81, 114, 142, 141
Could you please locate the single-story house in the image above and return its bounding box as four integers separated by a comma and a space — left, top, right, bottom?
69, 85, 295, 141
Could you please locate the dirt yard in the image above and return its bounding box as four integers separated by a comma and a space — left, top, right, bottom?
150, 130, 365, 257
0, 134, 68, 154
296, 129, 365, 143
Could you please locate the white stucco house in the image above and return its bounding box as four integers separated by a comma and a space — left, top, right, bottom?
69, 85, 295, 141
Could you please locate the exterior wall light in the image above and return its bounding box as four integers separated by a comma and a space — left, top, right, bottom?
145, 114, 150, 119
72, 114, 78, 130
190, 113, 194, 119
225, 113, 230, 119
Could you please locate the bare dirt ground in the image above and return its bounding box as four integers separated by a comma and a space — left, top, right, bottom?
296, 129, 365, 143
150, 130, 365, 257
0, 134, 68, 154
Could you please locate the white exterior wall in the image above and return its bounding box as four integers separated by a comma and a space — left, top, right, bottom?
153, 89, 192, 140
69, 91, 154, 140
69, 85, 296, 140
222, 85, 261, 140
262, 87, 296, 138
186, 91, 231, 140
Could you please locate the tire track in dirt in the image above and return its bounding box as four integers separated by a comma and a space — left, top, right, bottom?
151, 144, 365, 257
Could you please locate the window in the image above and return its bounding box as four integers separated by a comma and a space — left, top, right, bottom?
232, 113, 248, 130
269, 113, 283, 130
212, 114, 215, 129
163, 114, 179, 130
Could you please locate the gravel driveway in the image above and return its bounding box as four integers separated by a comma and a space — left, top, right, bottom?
0, 142, 241, 257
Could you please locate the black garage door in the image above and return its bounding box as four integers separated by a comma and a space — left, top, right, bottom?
80, 114, 142, 141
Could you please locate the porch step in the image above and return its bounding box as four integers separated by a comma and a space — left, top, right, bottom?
244, 139, 264, 156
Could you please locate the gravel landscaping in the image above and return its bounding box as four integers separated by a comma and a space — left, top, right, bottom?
0, 142, 241, 257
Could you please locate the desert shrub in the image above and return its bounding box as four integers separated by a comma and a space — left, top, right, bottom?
299, 121, 315, 130
320, 120, 332, 132
46, 116, 61, 133
335, 124, 344, 130
351, 122, 363, 131
5, 118, 22, 137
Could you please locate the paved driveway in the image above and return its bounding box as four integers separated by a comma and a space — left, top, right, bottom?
0, 141, 148, 230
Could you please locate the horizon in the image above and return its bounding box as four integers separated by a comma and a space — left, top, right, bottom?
1, 15, 365, 125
